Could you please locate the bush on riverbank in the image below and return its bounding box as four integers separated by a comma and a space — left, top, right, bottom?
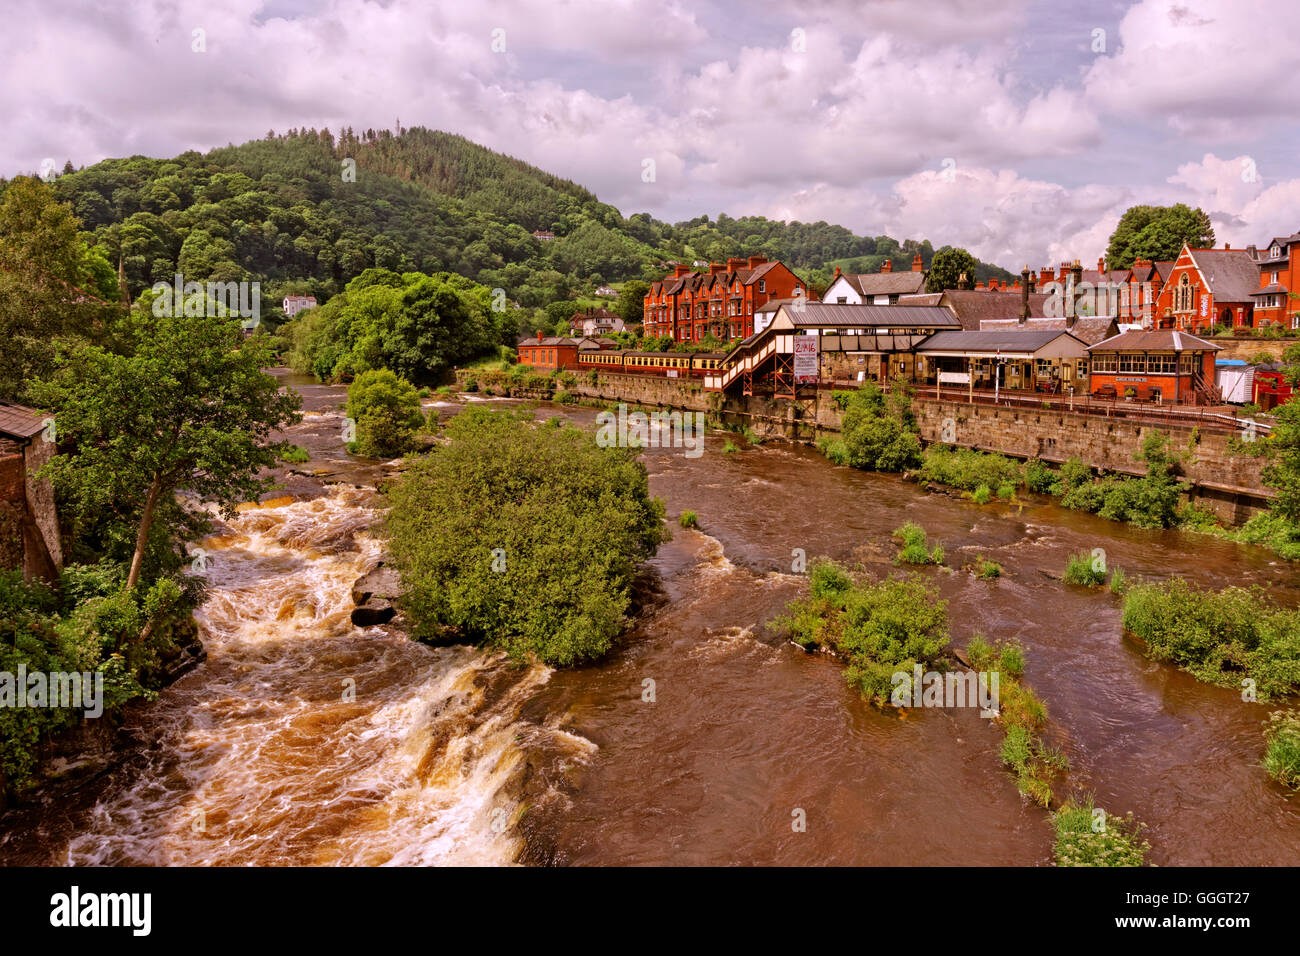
1059, 433, 1187, 529
1121, 579, 1300, 699
0, 565, 199, 795
1063, 551, 1108, 587
1053, 800, 1150, 866
384, 408, 668, 666
918, 446, 1023, 497
819, 382, 922, 472
774, 560, 949, 704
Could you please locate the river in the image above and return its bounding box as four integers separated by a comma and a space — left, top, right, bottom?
2, 373, 1297, 866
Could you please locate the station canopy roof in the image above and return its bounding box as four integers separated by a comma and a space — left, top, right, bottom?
916, 329, 1088, 358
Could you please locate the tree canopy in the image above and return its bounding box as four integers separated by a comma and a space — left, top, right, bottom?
1105, 204, 1215, 268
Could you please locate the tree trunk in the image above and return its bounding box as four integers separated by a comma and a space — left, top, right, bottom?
126, 474, 164, 591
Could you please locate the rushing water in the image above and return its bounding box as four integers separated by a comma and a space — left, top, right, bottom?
2, 377, 1298, 866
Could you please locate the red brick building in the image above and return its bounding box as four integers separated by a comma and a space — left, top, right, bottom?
516, 333, 583, 371
1086, 329, 1221, 404
1251, 232, 1300, 328
643, 255, 806, 342
1154, 244, 1258, 332
0, 402, 61, 582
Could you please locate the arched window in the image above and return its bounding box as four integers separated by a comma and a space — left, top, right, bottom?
1175, 274, 1193, 312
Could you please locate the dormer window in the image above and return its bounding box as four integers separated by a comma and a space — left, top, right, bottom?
1272, 245, 1282, 258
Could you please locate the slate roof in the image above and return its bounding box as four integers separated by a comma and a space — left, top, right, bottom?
832, 272, 928, 298
0, 402, 46, 440
1187, 248, 1261, 303
1087, 330, 1222, 352
917, 330, 1086, 354
898, 290, 1052, 329
980, 316, 1118, 346
781, 302, 961, 329
1253, 283, 1289, 297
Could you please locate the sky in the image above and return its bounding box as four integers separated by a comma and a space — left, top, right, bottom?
5, 0, 1300, 269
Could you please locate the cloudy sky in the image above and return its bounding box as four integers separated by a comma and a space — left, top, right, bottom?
7, 0, 1300, 268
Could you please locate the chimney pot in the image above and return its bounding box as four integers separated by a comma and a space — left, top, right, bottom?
881, 259, 893, 273
911, 253, 923, 272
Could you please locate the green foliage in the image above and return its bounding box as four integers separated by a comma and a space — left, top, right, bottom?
774, 563, 950, 704
0, 177, 120, 401
30, 309, 301, 588
1121, 579, 1300, 699
918, 445, 1023, 494
892, 522, 944, 566
1263, 710, 1300, 790
279, 444, 310, 463
1023, 458, 1062, 495
1053, 800, 1150, 866
722, 438, 740, 454
1064, 552, 1107, 587
0, 566, 197, 792
1108, 566, 1128, 595
1105, 203, 1215, 269
926, 246, 980, 293
678, 510, 698, 529
971, 556, 1002, 579
1059, 434, 1187, 529
346, 369, 425, 457
820, 382, 921, 471
385, 408, 667, 665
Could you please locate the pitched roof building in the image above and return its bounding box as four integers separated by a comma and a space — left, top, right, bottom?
822, 255, 928, 304
643, 255, 806, 343
0, 402, 61, 582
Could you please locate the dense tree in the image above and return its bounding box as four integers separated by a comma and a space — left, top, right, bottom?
1106, 204, 1215, 268
30, 312, 301, 589
0, 177, 119, 400
345, 369, 425, 457
386, 408, 668, 665
614, 279, 649, 326
926, 246, 981, 293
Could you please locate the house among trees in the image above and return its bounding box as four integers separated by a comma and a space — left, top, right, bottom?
532, 230, 556, 241
568, 307, 625, 337
282, 294, 317, 318
643, 255, 806, 342
822, 255, 927, 304
0, 402, 61, 582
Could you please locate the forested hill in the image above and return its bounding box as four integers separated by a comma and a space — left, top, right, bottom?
18, 126, 1012, 323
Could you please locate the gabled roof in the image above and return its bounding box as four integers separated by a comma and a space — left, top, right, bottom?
0, 402, 46, 440
980, 316, 1118, 346
1087, 330, 1222, 352
916, 329, 1088, 355
899, 289, 1052, 329
777, 302, 960, 329
1253, 283, 1289, 297
1186, 248, 1261, 303
1151, 260, 1176, 281
831, 272, 928, 297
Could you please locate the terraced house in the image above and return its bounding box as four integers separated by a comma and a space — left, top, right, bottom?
1252, 231, 1300, 328
643, 255, 806, 342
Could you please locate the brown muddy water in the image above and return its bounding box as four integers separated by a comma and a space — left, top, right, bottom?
2, 372, 1297, 866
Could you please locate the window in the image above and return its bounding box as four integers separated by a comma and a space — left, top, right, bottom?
759, 280, 766, 292
1179, 353, 1197, 374
1092, 354, 1117, 372
1175, 274, 1193, 312
1293, 315, 1299, 330
1272, 245, 1282, 259
837, 296, 848, 304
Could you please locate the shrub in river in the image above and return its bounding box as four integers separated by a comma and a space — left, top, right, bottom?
741, 425, 764, 446
1263, 710, 1300, 789
774, 561, 949, 704
893, 521, 943, 565
996, 481, 1016, 501
966, 635, 1062, 806
678, 510, 698, 529
1108, 566, 1128, 595
385, 408, 668, 666
346, 369, 426, 458
1053, 800, 1150, 867
971, 556, 1002, 579
278, 444, 310, 463
552, 389, 576, 405
722, 438, 740, 454
970, 484, 992, 505
918, 445, 1022, 493
1120, 579, 1300, 699
823, 382, 922, 472
1063, 551, 1107, 587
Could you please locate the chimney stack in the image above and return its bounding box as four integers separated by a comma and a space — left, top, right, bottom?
880, 259, 893, 273
834, 265, 842, 278
727, 257, 745, 272
1068, 260, 1084, 327
1098, 256, 1105, 273
536, 329, 545, 343
710, 262, 724, 275
673, 263, 689, 278
1041, 266, 1055, 284
748, 254, 766, 268
957, 271, 971, 291
911, 253, 924, 272
1020, 265, 1031, 322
